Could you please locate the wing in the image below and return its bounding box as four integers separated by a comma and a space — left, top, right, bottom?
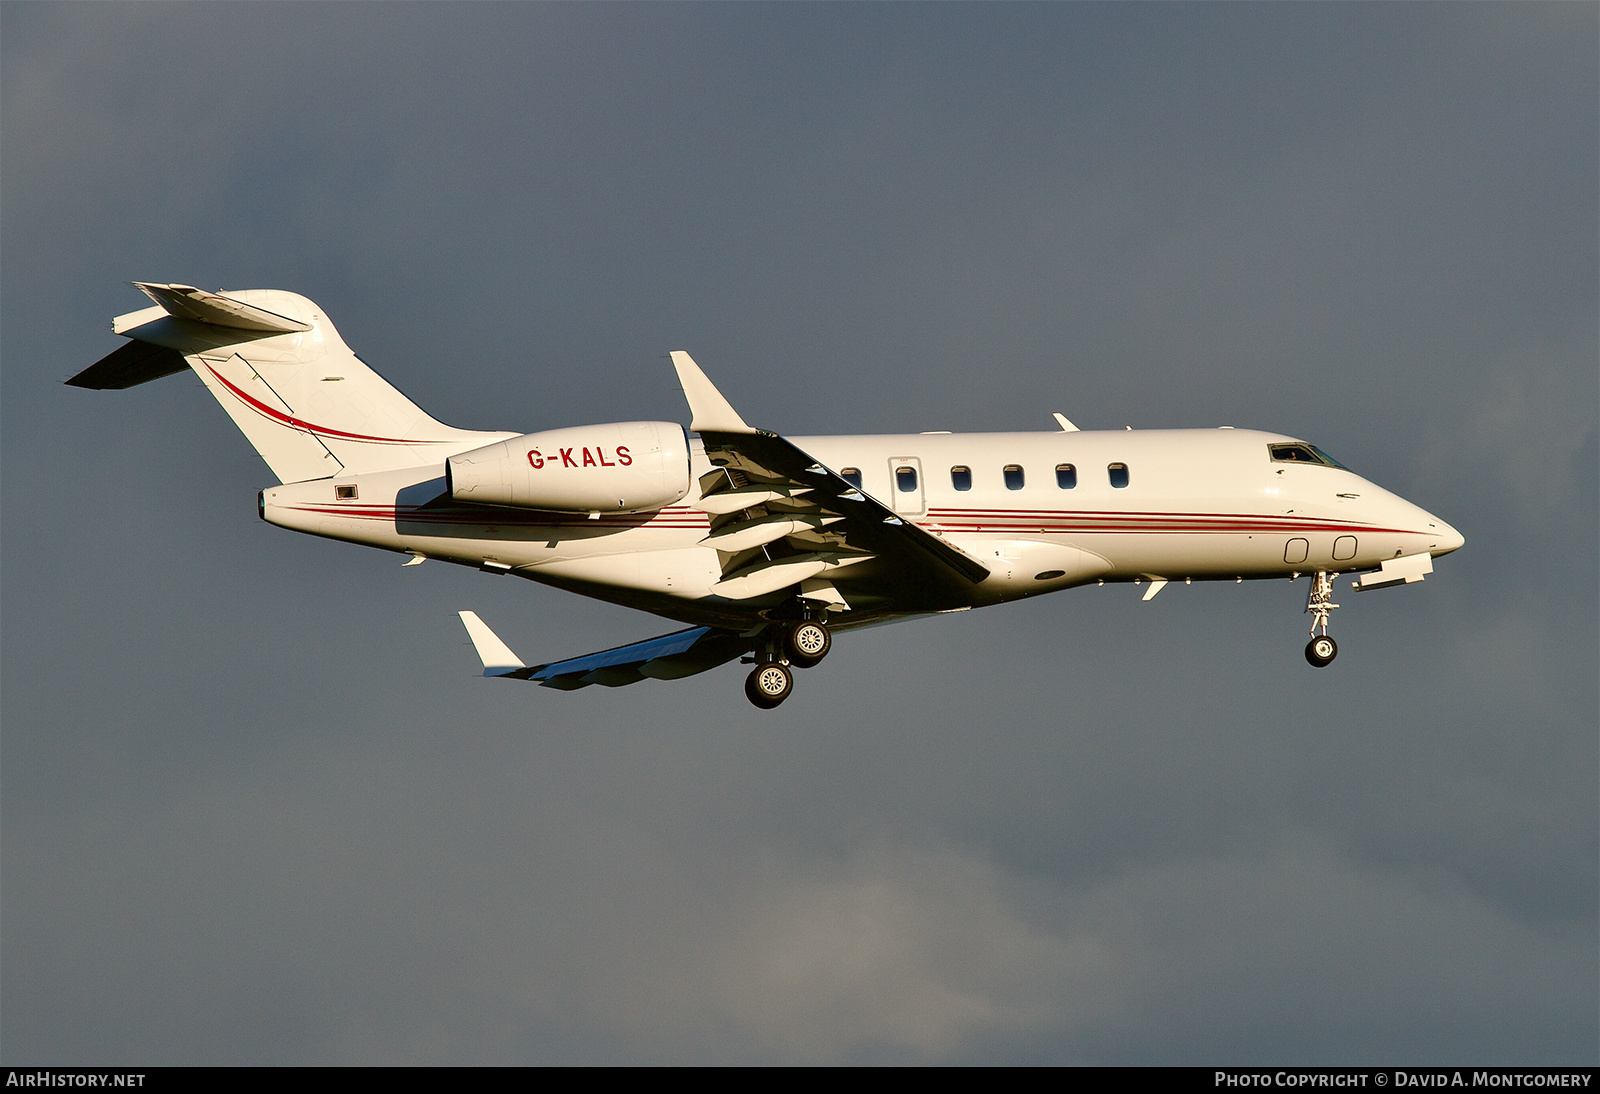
670, 352, 990, 612
458, 611, 750, 690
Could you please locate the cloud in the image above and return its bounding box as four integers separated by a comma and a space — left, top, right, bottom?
1424, 343, 1598, 536
10, 744, 1588, 1065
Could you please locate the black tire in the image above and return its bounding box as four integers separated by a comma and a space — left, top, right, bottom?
784, 620, 831, 668
745, 662, 794, 708
1305, 635, 1338, 668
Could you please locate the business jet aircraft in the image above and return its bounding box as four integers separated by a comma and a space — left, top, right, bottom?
71, 284, 1464, 708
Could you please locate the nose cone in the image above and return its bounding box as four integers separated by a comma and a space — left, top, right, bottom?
1429, 518, 1465, 557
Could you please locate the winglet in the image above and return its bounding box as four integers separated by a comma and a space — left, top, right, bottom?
670, 351, 756, 434
458, 611, 527, 676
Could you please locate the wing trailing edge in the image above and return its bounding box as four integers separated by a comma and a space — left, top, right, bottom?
668, 352, 991, 603
457, 612, 750, 689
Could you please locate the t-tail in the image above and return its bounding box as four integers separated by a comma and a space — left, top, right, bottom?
68, 283, 507, 482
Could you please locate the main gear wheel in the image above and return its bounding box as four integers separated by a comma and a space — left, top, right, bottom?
784, 620, 831, 668
745, 661, 794, 708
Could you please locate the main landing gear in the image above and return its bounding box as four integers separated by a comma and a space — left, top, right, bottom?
1304, 571, 1340, 668
745, 662, 794, 708
784, 619, 831, 667
744, 617, 832, 708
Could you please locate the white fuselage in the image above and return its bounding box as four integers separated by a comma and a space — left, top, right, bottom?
261, 426, 1462, 630
76, 285, 1463, 696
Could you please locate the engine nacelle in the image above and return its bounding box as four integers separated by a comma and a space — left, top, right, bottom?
446, 421, 690, 514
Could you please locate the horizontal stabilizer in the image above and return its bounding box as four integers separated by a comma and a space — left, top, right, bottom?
132, 282, 313, 333
66, 339, 189, 389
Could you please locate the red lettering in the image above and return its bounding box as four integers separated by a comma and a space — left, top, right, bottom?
527, 449, 544, 469
560, 448, 576, 468
617, 445, 632, 466
582, 447, 597, 467
599, 448, 616, 467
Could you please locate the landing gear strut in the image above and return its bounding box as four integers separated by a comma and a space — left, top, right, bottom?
1304, 571, 1340, 668
744, 616, 832, 707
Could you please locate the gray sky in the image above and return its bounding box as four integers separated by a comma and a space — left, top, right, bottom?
3, 2, 1594, 1064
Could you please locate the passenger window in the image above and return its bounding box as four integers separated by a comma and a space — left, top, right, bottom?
1055, 463, 1077, 489
1108, 463, 1129, 488
1004, 464, 1025, 490
895, 466, 918, 492
950, 465, 972, 491
841, 467, 862, 488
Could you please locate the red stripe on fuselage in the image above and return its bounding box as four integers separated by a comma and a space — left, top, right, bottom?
285, 504, 709, 528
290, 502, 1411, 537
923, 508, 1413, 535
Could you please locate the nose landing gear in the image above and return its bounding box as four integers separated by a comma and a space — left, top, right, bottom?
1304, 571, 1340, 668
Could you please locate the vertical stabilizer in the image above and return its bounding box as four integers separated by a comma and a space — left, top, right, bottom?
70, 285, 515, 483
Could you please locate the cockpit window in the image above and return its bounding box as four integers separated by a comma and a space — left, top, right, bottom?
1269, 443, 1348, 470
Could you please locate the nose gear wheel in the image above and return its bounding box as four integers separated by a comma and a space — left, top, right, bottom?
1305, 634, 1338, 667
